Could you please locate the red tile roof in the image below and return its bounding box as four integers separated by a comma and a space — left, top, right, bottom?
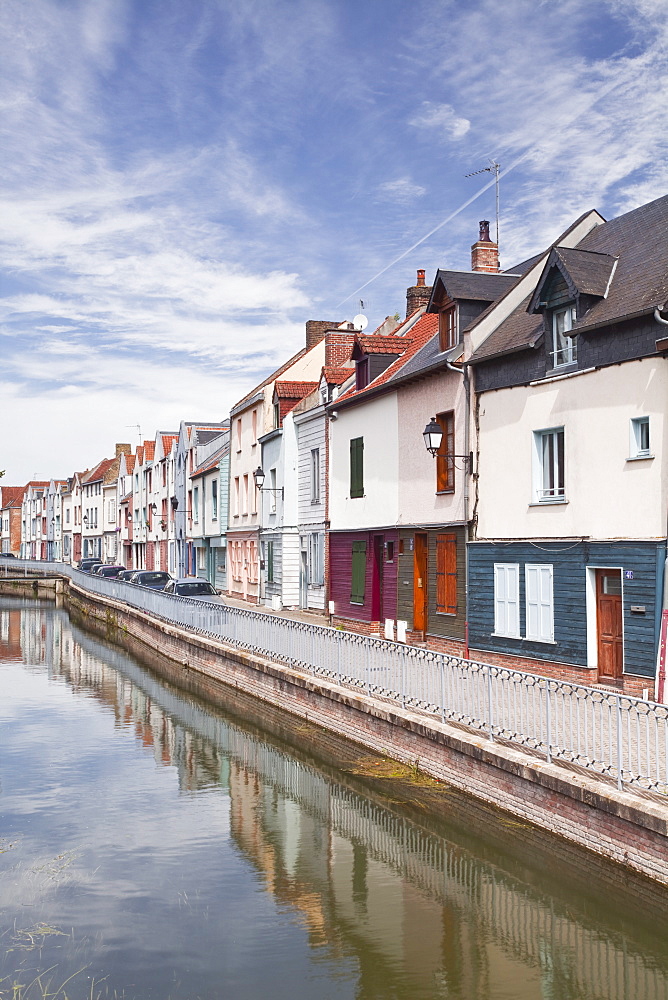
273, 380, 319, 399
161, 434, 178, 453
1, 486, 28, 508
353, 333, 412, 355
84, 458, 117, 484
335, 313, 439, 406
322, 366, 353, 385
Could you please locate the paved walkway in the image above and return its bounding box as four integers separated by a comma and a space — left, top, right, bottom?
223, 592, 332, 628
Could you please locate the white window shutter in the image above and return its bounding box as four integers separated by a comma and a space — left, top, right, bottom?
525, 564, 553, 642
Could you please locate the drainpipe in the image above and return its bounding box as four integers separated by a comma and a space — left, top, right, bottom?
654, 306, 668, 702
658, 554, 668, 703
445, 359, 471, 659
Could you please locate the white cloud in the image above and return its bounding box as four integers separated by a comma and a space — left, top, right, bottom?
378, 177, 426, 204
409, 102, 471, 140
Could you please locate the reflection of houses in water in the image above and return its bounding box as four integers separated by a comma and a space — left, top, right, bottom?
14, 604, 668, 1000
0, 609, 23, 661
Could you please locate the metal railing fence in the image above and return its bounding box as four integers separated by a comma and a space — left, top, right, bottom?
2, 557, 667, 796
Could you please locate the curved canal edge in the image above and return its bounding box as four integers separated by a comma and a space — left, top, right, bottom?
16, 576, 668, 887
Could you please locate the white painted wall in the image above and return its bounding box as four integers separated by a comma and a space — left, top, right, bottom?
329, 393, 399, 530
477, 359, 668, 539
396, 369, 469, 526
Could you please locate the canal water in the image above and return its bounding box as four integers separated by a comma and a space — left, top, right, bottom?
2, 599, 668, 1000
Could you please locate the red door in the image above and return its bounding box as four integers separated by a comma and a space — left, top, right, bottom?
596, 569, 623, 684
371, 535, 384, 622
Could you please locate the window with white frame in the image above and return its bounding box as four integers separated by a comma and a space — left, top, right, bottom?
310, 448, 320, 503
533, 427, 565, 502
494, 563, 520, 637
269, 469, 277, 514
212, 479, 218, 519
525, 564, 554, 642
193, 487, 199, 522
552, 306, 576, 367
308, 532, 324, 585
630, 416, 651, 458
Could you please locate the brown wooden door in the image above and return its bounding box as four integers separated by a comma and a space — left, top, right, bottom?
413, 533, 428, 633
596, 569, 623, 684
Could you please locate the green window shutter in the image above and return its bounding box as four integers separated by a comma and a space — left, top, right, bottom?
350, 540, 367, 604
350, 437, 364, 498
267, 540, 274, 583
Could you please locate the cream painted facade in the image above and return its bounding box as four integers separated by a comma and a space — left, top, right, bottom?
228, 338, 325, 601
396, 369, 469, 526
476, 359, 668, 540
329, 392, 399, 531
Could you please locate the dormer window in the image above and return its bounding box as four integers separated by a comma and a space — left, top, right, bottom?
439, 306, 457, 352
356, 356, 370, 391
552, 306, 577, 367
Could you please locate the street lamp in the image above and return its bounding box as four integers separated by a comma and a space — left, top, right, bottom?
422, 417, 443, 457
422, 416, 474, 473
253, 467, 283, 499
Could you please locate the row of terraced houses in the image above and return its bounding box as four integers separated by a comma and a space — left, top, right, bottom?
3, 196, 668, 697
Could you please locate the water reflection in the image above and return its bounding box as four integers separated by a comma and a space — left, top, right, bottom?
1, 600, 668, 1000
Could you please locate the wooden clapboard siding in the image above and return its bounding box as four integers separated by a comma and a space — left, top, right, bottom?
330, 530, 399, 622
468, 540, 665, 677
296, 412, 326, 527
396, 527, 467, 639
281, 529, 300, 606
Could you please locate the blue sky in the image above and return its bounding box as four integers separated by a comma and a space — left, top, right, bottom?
2, 0, 667, 484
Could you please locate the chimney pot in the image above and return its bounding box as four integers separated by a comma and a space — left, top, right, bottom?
416, 269, 425, 287
479, 220, 491, 242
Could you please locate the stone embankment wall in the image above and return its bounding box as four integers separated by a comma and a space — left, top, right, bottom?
58, 581, 668, 888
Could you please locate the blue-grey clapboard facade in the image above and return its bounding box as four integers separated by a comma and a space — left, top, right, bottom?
467, 540, 666, 678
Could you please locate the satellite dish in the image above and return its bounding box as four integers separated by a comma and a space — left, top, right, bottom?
353, 314, 368, 331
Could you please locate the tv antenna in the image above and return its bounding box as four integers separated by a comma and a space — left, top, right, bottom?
465, 159, 500, 246
353, 299, 368, 332
126, 424, 142, 446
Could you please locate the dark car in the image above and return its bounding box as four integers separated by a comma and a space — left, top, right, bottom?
163, 578, 224, 603
78, 558, 103, 572
94, 565, 126, 578
129, 571, 172, 590
116, 569, 137, 582
1, 552, 16, 558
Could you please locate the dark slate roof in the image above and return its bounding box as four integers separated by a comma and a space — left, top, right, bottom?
428, 269, 520, 307
469, 194, 668, 363
196, 429, 226, 445
503, 252, 543, 277
528, 247, 617, 312
552, 247, 617, 297
572, 194, 668, 329
468, 296, 543, 362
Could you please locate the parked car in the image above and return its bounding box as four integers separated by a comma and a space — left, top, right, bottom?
163, 578, 225, 603
78, 558, 102, 572
94, 565, 126, 578
1, 552, 16, 558
116, 569, 137, 582
129, 571, 172, 590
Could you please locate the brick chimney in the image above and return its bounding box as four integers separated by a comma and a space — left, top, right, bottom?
471, 220, 500, 273
306, 320, 342, 351
325, 330, 356, 368
406, 268, 433, 317
115, 443, 131, 457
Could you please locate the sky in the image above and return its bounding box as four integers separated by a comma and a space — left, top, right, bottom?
1, 0, 668, 485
